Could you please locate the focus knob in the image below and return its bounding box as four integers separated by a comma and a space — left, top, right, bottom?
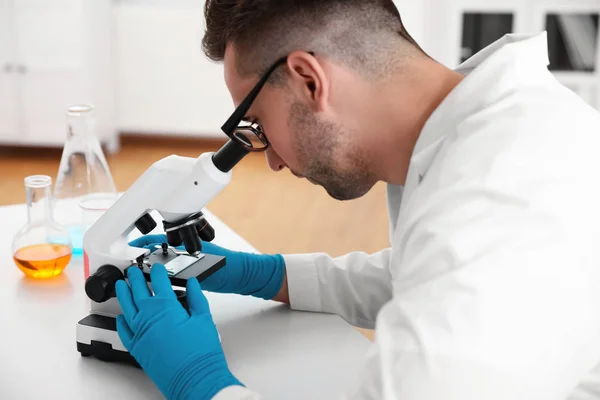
135, 213, 157, 235
85, 265, 124, 303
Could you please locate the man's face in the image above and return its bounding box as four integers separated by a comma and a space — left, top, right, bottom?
224, 45, 376, 201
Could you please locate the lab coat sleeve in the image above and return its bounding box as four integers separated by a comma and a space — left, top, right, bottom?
344, 180, 600, 399
213, 385, 261, 399
283, 249, 393, 329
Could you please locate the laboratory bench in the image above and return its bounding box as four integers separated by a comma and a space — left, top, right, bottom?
0, 203, 371, 399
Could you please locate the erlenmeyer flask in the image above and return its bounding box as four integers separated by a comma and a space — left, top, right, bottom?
53, 105, 117, 255
12, 175, 72, 279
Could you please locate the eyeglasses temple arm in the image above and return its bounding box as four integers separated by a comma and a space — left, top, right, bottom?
221, 56, 289, 135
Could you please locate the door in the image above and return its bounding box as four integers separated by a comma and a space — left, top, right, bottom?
0, 0, 18, 139
13, 0, 85, 144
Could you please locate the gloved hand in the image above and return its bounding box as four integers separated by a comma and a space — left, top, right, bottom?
129, 234, 285, 300
116, 264, 243, 400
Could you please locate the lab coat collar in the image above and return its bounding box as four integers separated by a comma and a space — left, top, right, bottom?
408, 32, 550, 182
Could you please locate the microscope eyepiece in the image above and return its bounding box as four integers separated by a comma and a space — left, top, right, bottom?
212, 140, 250, 173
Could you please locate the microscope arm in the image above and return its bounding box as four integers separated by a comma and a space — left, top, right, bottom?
84, 152, 229, 262
82, 140, 249, 311
77, 140, 249, 362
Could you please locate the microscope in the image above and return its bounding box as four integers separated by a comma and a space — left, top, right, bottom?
75, 139, 249, 365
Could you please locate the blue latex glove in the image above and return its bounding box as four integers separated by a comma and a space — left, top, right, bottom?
129, 234, 285, 300
116, 264, 243, 400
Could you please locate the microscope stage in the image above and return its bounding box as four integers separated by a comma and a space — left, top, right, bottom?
139, 248, 226, 287
77, 250, 225, 365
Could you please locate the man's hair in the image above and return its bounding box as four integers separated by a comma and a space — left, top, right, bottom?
202, 0, 424, 82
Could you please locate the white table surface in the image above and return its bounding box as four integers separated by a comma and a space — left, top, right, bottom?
0, 204, 371, 399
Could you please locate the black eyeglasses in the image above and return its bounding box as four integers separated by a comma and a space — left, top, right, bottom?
220, 52, 314, 152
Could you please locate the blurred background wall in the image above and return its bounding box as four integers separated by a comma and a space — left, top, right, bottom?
399, 0, 600, 108
0, 0, 599, 257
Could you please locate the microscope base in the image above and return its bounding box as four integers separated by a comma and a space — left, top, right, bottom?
77, 255, 226, 365
76, 314, 139, 366
77, 342, 138, 366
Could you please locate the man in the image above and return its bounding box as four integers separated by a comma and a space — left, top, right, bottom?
115, 0, 600, 399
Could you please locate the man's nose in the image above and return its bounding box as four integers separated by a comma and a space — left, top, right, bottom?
265, 148, 286, 172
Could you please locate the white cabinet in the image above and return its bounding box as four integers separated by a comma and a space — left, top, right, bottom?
115, 2, 232, 138
0, 0, 118, 150
13, 0, 85, 144
0, 0, 17, 139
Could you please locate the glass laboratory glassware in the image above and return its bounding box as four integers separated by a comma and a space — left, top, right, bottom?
12, 175, 72, 279
53, 105, 117, 256
80, 193, 116, 232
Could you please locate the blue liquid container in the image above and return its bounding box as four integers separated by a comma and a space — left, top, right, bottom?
52, 104, 118, 261
68, 225, 84, 256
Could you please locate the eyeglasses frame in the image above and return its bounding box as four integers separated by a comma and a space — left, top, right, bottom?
220, 51, 315, 151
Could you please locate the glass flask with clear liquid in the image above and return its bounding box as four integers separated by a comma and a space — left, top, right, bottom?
12, 176, 72, 279
53, 105, 117, 256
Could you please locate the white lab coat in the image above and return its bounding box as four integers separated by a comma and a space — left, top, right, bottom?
215, 32, 600, 399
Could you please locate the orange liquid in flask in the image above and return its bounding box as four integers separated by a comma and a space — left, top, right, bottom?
13, 244, 72, 279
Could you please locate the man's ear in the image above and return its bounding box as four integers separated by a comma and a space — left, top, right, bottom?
286, 51, 329, 112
